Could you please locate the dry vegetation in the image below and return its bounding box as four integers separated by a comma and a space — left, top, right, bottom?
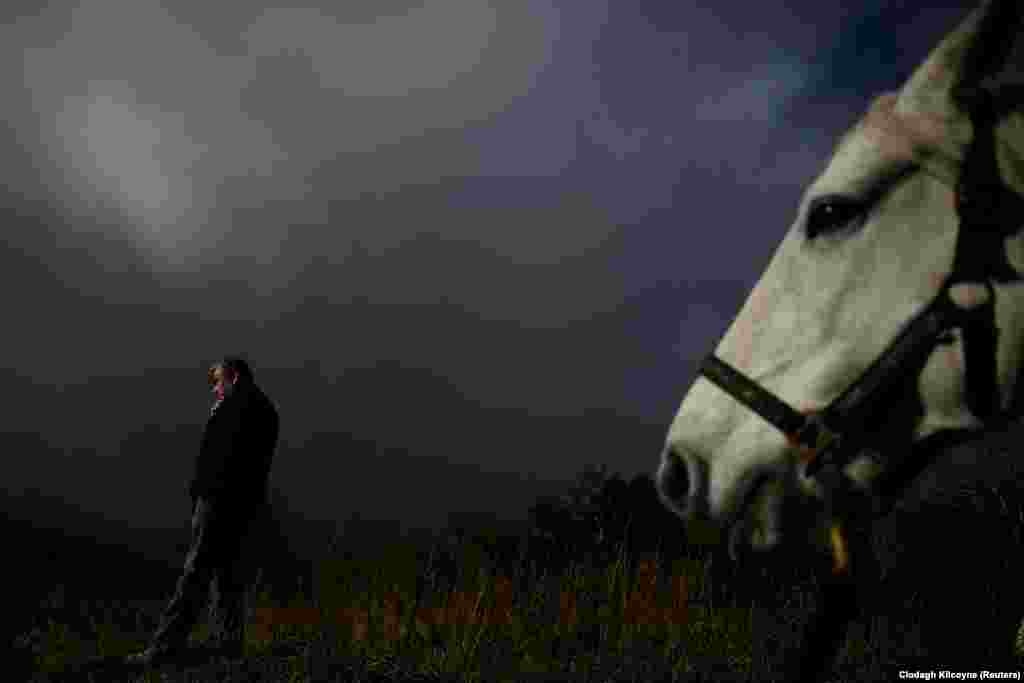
17, 440, 1024, 682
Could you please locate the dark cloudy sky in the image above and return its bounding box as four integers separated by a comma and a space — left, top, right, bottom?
1, 1, 974, 546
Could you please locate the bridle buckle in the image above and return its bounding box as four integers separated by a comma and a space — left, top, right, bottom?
791, 413, 842, 476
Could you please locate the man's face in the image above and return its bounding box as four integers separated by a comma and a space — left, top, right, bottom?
210, 366, 236, 403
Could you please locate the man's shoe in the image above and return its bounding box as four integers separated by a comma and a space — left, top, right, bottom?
123, 643, 188, 668
220, 641, 245, 660
191, 638, 242, 659
205, 639, 245, 660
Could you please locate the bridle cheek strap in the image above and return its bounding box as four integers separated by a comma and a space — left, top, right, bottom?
701, 88, 1024, 486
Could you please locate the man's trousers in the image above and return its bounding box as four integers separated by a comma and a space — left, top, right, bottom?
150, 496, 262, 651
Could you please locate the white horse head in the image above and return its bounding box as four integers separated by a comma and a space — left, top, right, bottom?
656, 1, 1024, 561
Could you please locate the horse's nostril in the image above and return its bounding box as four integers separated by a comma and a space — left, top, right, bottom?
656, 445, 692, 516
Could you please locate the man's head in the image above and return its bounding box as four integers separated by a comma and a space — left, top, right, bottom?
208, 356, 254, 402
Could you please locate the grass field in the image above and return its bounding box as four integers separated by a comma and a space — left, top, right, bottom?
17, 462, 1024, 682
22, 525, 1009, 683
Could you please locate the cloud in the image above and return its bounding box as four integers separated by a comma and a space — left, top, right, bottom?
240, 3, 500, 98
20, 1, 291, 273
16, 0, 555, 277
693, 60, 811, 125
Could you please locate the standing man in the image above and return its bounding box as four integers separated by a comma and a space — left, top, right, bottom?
127, 356, 280, 666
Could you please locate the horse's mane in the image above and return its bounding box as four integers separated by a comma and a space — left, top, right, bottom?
891, 1, 1024, 194
954, 0, 1024, 103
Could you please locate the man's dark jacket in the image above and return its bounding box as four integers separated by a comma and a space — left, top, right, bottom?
189, 380, 279, 510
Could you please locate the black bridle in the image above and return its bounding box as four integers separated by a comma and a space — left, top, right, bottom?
701, 85, 1024, 520
703, 88, 1024, 475
692, 20, 1024, 680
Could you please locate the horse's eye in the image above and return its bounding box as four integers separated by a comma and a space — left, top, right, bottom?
805, 195, 868, 240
